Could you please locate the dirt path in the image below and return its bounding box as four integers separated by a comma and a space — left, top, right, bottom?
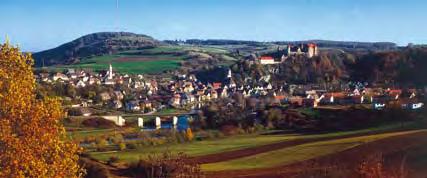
205, 130, 427, 178
190, 128, 416, 164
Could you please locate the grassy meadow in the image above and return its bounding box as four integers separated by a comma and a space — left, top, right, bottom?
201, 130, 424, 171
87, 122, 417, 163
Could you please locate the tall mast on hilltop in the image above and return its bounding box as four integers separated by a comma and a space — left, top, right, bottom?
116, 0, 121, 33
4, 34, 10, 45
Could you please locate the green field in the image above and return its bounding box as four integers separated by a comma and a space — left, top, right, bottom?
70, 51, 184, 74
67, 128, 116, 140
75, 58, 182, 74
48, 45, 233, 74
88, 123, 415, 163
201, 130, 422, 171
89, 132, 295, 162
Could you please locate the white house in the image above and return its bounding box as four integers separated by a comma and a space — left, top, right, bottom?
259, 56, 279, 65
53, 73, 69, 81
138, 117, 144, 128
76, 80, 86, 88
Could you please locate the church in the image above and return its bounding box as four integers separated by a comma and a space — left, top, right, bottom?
103, 64, 116, 85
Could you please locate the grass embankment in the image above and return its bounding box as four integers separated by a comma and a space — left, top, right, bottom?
201, 130, 424, 171
88, 122, 418, 163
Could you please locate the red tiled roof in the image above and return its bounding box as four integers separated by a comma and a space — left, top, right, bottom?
275, 95, 286, 100
213, 82, 222, 89
325, 92, 346, 98
260, 56, 274, 60
307, 43, 317, 47
388, 89, 402, 95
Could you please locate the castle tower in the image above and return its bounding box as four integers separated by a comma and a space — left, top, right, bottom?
314, 45, 319, 56
307, 43, 316, 58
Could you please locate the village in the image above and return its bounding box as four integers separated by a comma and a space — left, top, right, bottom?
31, 44, 427, 175
4, 0, 427, 177
35, 44, 425, 129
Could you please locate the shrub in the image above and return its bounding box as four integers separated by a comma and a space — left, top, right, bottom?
254, 123, 266, 132
126, 143, 138, 150
206, 130, 217, 139
220, 125, 240, 135
82, 117, 116, 129
126, 152, 203, 178
175, 131, 186, 144
357, 153, 408, 178
107, 156, 120, 166
109, 134, 124, 145
166, 132, 179, 144
236, 127, 246, 134
215, 131, 225, 138
118, 142, 126, 151
246, 126, 256, 133
83, 136, 96, 144
95, 138, 108, 152
185, 128, 194, 141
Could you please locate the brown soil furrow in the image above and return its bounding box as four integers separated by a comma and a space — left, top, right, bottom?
190, 128, 415, 164
205, 130, 427, 178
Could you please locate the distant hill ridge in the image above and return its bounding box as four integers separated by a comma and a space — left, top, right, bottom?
34, 31, 398, 67
183, 39, 397, 51
33, 32, 159, 66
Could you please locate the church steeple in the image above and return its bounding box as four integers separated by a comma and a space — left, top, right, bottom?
226, 68, 236, 88
108, 63, 113, 79
227, 69, 232, 78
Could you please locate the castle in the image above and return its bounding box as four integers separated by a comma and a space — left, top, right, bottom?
287, 43, 319, 58
257, 43, 319, 65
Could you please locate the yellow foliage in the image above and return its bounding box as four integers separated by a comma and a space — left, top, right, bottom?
0, 43, 84, 177
186, 128, 194, 141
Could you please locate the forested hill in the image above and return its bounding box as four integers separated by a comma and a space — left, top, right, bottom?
274, 40, 397, 51
350, 47, 427, 86
183, 39, 397, 51
33, 32, 159, 67
195, 47, 427, 87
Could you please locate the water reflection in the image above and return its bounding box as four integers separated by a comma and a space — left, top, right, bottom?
141, 115, 189, 131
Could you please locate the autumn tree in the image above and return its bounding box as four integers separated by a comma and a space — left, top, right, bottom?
0, 42, 83, 177
185, 128, 194, 141
127, 151, 203, 178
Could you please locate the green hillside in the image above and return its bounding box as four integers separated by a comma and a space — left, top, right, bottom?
49, 45, 235, 74
33, 32, 160, 66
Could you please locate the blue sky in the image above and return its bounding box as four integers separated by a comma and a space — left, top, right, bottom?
1, 0, 426, 52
